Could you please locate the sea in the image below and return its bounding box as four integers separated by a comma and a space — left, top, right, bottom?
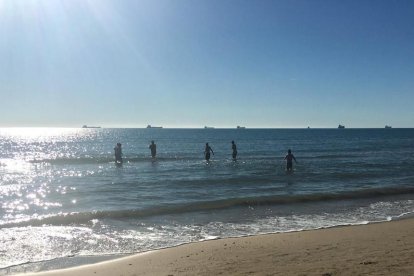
1, 128, 414, 274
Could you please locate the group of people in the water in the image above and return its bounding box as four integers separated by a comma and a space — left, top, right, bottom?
114, 141, 157, 164
203, 141, 240, 162
114, 141, 297, 171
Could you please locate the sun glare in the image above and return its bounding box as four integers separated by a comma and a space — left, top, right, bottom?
0, 127, 87, 172
0, 127, 83, 140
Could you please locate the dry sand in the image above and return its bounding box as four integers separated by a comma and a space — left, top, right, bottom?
20, 218, 414, 276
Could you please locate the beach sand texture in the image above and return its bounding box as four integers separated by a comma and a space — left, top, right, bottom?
20, 218, 414, 276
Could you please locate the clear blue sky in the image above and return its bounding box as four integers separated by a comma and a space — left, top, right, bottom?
1, 0, 413, 128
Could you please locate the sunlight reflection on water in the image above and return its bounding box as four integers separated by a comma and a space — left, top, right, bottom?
0, 127, 85, 140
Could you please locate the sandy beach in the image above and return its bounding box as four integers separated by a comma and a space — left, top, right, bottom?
19, 218, 414, 276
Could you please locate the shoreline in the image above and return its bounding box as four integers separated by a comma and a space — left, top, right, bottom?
16, 217, 414, 276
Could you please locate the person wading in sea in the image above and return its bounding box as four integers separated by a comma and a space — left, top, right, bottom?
114, 143, 123, 164
149, 140, 157, 159
231, 140, 237, 161
284, 149, 297, 172
204, 143, 214, 162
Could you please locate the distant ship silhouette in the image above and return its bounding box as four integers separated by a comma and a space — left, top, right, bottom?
82, 125, 101, 129
146, 125, 163, 129
338, 124, 345, 129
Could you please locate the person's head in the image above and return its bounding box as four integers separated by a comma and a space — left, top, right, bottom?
232, 140, 234, 144
151, 140, 154, 144
206, 143, 209, 146
117, 143, 121, 147
288, 149, 291, 154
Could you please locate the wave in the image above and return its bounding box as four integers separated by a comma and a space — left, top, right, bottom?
27, 156, 281, 166
28, 156, 196, 165
302, 154, 361, 160
2, 186, 414, 228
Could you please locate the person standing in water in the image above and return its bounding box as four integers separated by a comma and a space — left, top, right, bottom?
149, 140, 157, 158
231, 140, 237, 161
204, 143, 214, 162
114, 143, 123, 164
284, 149, 297, 172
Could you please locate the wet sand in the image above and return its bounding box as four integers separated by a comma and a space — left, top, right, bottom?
20, 218, 414, 275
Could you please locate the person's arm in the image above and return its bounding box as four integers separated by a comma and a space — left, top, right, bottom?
211, 148, 214, 155
293, 155, 297, 163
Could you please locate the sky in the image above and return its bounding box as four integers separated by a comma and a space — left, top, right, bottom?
0, 0, 413, 128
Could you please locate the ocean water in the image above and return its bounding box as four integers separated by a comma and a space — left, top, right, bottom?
1, 128, 414, 274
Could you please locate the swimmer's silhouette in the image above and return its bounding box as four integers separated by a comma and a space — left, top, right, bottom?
231, 140, 237, 160
204, 143, 214, 162
114, 143, 123, 164
149, 140, 156, 158
284, 149, 297, 172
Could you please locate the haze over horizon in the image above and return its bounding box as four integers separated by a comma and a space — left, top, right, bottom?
1, 0, 413, 128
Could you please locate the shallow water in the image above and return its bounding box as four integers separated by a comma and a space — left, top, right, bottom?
1, 128, 414, 273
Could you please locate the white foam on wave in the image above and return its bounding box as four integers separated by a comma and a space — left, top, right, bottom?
1, 198, 413, 271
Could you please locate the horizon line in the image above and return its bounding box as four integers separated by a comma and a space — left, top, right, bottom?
0, 126, 412, 129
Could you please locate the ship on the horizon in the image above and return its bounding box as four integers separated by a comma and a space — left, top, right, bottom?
146, 125, 163, 129
82, 125, 101, 129
237, 126, 246, 129
204, 126, 215, 129
385, 125, 392, 129
338, 124, 345, 129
